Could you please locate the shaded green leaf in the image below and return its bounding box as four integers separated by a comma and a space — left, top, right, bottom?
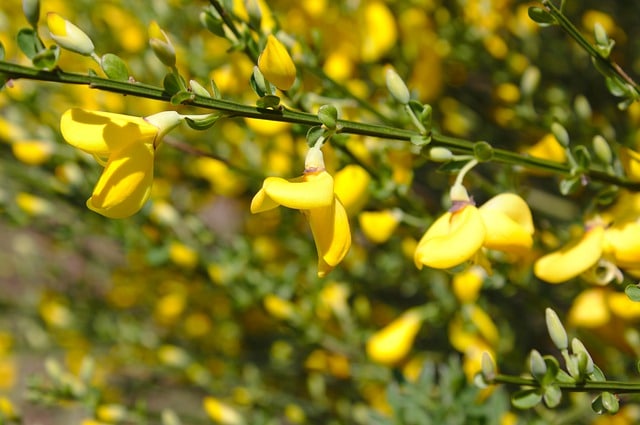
163, 72, 184, 96
572, 145, 591, 170
170, 91, 193, 105
32, 45, 59, 69
17, 28, 40, 59
543, 384, 562, 408
601, 392, 619, 413
256, 95, 281, 110
528, 7, 556, 24
625, 284, 640, 302
185, 113, 222, 131
101, 53, 129, 81
512, 388, 542, 409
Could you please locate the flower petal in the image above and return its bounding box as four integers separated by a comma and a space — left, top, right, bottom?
603, 221, 640, 267
309, 197, 351, 277
358, 209, 401, 244
61, 108, 158, 156
258, 34, 297, 90
534, 225, 604, 284
568, 288, 609, 328
414, 206, 486, 269
262, 171, 334, 210
334, 164, 371, 216
86, 141, 154, 218
366, 308, 423, 366
480, 193, 534, 234
479, 209, 533, 254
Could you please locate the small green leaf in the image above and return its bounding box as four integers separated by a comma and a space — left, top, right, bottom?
210, 79, 221, 99
170, 91, 193, 105
101, 53, 129, 81
317, 104, 338, 130
0, 42, 5, 60
543, 384, 562, 408
200, 9, 226, 38
410, 134, 430, 147
306, 126, 325, 148
17, 28, 40, 59
527, 7, 556, 24
437, 159, 469, 174
601, 392, 619, 413
473, 141, 493, 162
625, 284, 640, 302
256, 95, 280, 110
163, 73, 184, 96
605, 76, 630, 97
185, 113, 222, 131
512, 388, 542, 409
559, 176, 582, 195
572, 145, 591, 169
591, 394, 604, 414
32, 45, 59, 69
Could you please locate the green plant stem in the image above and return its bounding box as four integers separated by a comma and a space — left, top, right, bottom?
3, 60, 640, 190
491, 373, 640, 394
541, 0, 640, 96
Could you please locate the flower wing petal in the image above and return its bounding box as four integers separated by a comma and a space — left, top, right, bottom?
263, 172, 334, 209
309, 197, 351, 277
86, 141, 154, 218
534, 226, 604, 284
61, 108, 157, 156
479, 209, 533, 254
480, 193, 534, 234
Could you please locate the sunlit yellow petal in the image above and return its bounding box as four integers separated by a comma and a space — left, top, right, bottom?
479, 209, 533, 254
87, 141, 154, 218
603, 221, 640, 267
358, 209, 401, 244
310, 197, 351, 278
452, 266, 486, 304
262, 171, 334, 210
333, 165, 371, 216
534, 226, 604, 284
258, 34, 296, 90
568, 288, 609, 328
480, 193, 534, 234
60, 109, 158, 156
414, 206, 486, 269
366, 308, 423, 366
607, 292, 640, 320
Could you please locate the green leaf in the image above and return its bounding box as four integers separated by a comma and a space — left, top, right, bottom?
437, 159, 469, 174
605, 76, 630, 98
185, 113, 222, 131
591, 394, 605, 414
17, 28, 40, 59
559, 176, 583, 195
601, 392, 619, 413
306, 126, 325, 148
210, 79, 221, 99
200, 9, 226, 38
625, 284, 640, 302
542, 384, 562, 408
473, 141, 493, 162
0, 42, 5, 60
410, 135, 431, 147
170, 91, 193, 105
572, 145, 591, 169
317, 104, 338, 130
32, 45, 59, 69
101, 53, 129, 81
512, 389, 542, 409
256, 95, 281, 110
163, 73, 184, 96
527, 7, 556, 24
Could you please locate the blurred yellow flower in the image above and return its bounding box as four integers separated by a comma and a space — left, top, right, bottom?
258, 34, 296, 90
366, 308, 423, 366
169, 242, 199, 269
360, 1, 397, 62
11, 140, 53, 165
251, 147, 351, 277
452, 266, 486, 304
525, 133, 567, 164
203, 396, 245, 425
263, 294, 296, 320
358, 209, 402, 244
333, 164, 371, 217
60, 108, 182, 218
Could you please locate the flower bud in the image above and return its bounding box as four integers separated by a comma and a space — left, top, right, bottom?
550, 122, 569, 147
22, 0, 40, 27
520, 66, 540, 97
149, 21, 176, 67
545, 308, 568, 350
385, 65, 410, 104
47, 12, 95, 56
429, 147, 453, 162
258, 34, 296, 90
529, 349, 547, 381
592, 135, 612, 165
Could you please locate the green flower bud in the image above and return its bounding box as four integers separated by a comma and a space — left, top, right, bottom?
545, 308, 568, 351
481, 351, 496, 381
520, 66, 540, 97
22, 0, 40, 27
189, 79, 211, 97
385, 65, 410, 104
594, 23, 609, 48
571, 338, 594, 375
550, 122, 570, 147
47, 12, 94, 56
429, 147, 453, 162
592, 135, 612, 165
149, 21, 176, 67
529, 349, 547, 381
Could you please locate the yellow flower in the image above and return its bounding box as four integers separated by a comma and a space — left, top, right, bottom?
47, 12, 95, 56
333, 164, 371, 216
366, 308, 423, 366
203, 397, 245, 425
415, 191, 533, 270
251, 147, 351, 277
60, 108, 182, 218
358, 209, 402, 244
257, 34, 296, 90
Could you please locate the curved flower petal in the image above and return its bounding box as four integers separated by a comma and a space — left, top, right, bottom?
358, 209, 401, 244
414, 205, 486, 269
61, 109, 158, 156
258, 34, 296, 90
534, 225, 605, 284
479, 209, 533, 254
309, 197, 351, 278
480, 193, 534, 234
260, 171, 334, 210
334, 164, 371, 216
86, 141, 154, 218
366, 308, 422, 366
603, 221, 640, 267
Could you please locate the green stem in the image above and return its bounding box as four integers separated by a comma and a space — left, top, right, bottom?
2, 60, 640, 190
491, 373, 640, 394
541, 0, 640, 96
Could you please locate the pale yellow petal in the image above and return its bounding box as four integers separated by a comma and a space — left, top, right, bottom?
86, 141, 154, 218
480, 193, 534, 234
262, 171, 334, 210
414, 206, 486, 269
479, 209, 533, 254
60, 108, 157, 156
534, 226, 604, 284
603, 221, 640, 267
250, 186, 281, 213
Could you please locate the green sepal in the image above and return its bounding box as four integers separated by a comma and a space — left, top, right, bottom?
17, 28, 41, 59
473, 141, 493, 162
625, 284, 640, 302
306, 126, 325, 148
32, 45, 59, 69
200, 9, 226, 38
163, 72, 185, 96
559, 176, 583, 195
170, 91, 193, 105
601, 392, 619, 414
511, 388, 542, 409
410, 134, 431, 147
256, 95, 280, 109
317, 104, 338, 130
185, 113, 222, 131
542, 384, 562, 408
527, 7, 556, 25
101, 53, 129, 81
210, 79, 221, 99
